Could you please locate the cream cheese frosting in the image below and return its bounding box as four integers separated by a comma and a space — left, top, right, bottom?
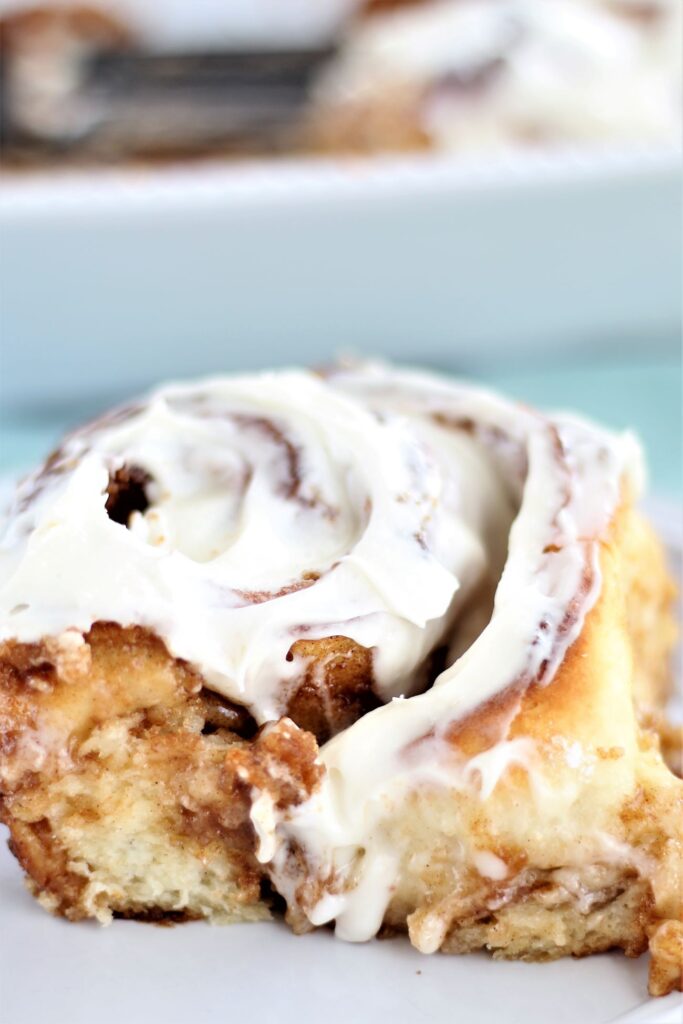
0, 366, 513, 721
0, 362, 643, 940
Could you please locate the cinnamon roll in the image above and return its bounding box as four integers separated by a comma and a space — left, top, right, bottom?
0, 363, 680, 997
310, 0, 682, 155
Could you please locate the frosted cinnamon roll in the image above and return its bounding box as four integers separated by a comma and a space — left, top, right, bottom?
310, 0, 682, 154
0, 363, 680, 997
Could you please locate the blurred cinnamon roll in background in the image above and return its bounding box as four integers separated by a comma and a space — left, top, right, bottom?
0, 0, 680, 166
311, 0, 682, 154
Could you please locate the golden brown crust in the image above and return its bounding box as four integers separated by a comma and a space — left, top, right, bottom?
648, 920, 683, 996
6, 816, 89, 919
621, 510, 678, 715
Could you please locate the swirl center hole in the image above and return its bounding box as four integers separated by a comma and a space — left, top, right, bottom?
106, 465, 152, 527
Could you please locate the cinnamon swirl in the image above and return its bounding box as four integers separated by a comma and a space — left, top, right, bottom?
0, 363, 680, 997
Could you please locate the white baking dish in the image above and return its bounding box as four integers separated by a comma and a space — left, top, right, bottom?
0, 145, 680, 408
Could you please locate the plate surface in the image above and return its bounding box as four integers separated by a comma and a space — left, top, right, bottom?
0, 499, 681, 1024
0, 842, 678, 1024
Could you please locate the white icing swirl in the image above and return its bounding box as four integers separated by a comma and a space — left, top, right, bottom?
0, 367, 513, 722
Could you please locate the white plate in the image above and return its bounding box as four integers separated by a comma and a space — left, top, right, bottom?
1, 146, 680, 409
0, 497, 680, 1024
0, 844, 679, 1024
0, 839, 681, 1024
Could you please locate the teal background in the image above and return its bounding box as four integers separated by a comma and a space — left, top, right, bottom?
2, 353, 680, 498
